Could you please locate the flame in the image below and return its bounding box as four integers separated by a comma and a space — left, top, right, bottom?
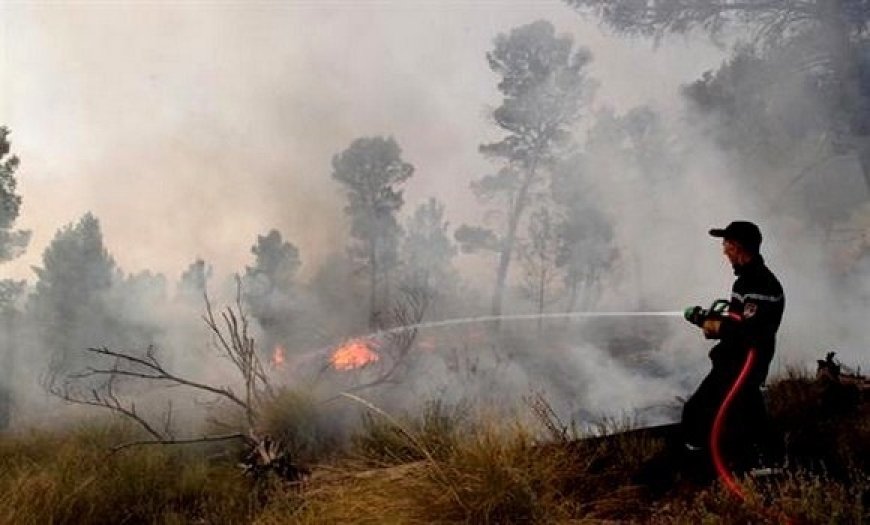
331, 339, 380, 370
271, 345, 286, 368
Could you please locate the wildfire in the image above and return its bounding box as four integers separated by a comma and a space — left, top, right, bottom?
330, 339, 380, 371
271, 345, 286, 368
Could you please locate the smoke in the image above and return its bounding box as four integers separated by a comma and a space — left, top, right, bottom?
1, 1, 867, 437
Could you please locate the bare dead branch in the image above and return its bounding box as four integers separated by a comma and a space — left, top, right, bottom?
46, 280, 310, 480
71, 346, 247, 410
527, 391, 573, 444
46, 373, 164, 441
48, 282, 278, 461
110, 432, 249, 454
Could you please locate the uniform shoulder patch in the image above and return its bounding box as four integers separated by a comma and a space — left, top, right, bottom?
743, 302, 758, 318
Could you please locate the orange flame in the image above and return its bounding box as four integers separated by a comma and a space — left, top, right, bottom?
271, 345, 286, 368
331, 339, 380, 370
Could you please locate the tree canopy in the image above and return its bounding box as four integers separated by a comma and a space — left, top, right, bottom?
0, 127, 30, 264
401, 197, 458, 295
29, 213, 120, 370
332, 136, 413, 327
458, 20, 596, 319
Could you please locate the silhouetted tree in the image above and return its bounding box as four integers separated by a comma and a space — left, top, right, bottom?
682, 42, 870, 227
243, 229, 301, 349
551, 158, 617, 312
518, 207, 563, 333
566, 0, 870, 193
28, 213, 120, 371
577, 108, 680, 306
0, 127, 30, 265
400, 198, 458, 299
177, 258, 212, 302
0, 126, 29, 429
0, 126, 28, 313
456, 20, 596, 321
246, 230, 300, 292
331, 136, 413, 328
106, 270, 168, 345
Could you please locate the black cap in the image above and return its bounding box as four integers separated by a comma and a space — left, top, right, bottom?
709, 221, 762, 253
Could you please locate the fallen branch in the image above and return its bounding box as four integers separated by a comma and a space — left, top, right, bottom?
45, 281, 303, 481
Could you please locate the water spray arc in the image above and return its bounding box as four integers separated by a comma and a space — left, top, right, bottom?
318, 310, 683, 371
370, 310, 684, 338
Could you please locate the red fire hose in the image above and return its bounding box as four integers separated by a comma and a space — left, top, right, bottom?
709, 348, 794, 524
709, 348, 756, 499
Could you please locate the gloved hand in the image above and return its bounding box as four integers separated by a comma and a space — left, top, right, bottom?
683, 305, 705, 327
702, 318, 722, 339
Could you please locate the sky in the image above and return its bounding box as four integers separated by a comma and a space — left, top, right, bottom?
0, 0, 725, 284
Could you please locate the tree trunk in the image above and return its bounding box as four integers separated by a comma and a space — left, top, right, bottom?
565, 273, 580, 313
854, 138, 870, 195
491, 246, 511, 319
369, 238, 379, 330
383, 267, 391, 323
537, 266, 546, 335
0, 311, 15, 430
490, 157, 541, 325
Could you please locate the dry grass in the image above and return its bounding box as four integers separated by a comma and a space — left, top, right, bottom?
649, 469, 868, 524
0, 420, 258, 524
290, 401, 670, 524
290, 416, 584, 524
258, 388, 342, 464
0, 368, 867, 524
349, 398, 469, 465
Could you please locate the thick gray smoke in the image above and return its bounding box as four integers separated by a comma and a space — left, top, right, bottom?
1, 2, 867, 436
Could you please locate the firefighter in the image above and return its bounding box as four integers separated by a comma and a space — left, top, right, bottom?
681, 221, 785, 471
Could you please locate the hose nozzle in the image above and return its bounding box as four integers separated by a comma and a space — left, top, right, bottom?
684, 305, 705, 326
684, 299, 730, 327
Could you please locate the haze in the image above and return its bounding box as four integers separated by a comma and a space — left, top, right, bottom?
1, 1, 721, 281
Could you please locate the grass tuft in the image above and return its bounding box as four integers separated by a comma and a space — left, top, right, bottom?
0, 419, 257, 524
259, 388, 341, 463
350, 398, 469, 465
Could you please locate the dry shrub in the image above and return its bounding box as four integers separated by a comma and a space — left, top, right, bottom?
649, 469, 868, 524
292, 405, 673, 523
649, 481, 775, 525
419, 418, 580, 524
259, 388, 342, 463
770, 469, 868, 524
258, 461, 430, 524
287, 409, 586, 524
586, 416, 666, 473
350, 399, 469, 465
0, 420, 256, 524
766, 370, 870, 478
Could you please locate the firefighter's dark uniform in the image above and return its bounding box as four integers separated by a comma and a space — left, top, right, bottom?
681, 254, 785, 464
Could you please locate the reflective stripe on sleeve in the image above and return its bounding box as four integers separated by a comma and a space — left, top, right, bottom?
731, 292, 784, 303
